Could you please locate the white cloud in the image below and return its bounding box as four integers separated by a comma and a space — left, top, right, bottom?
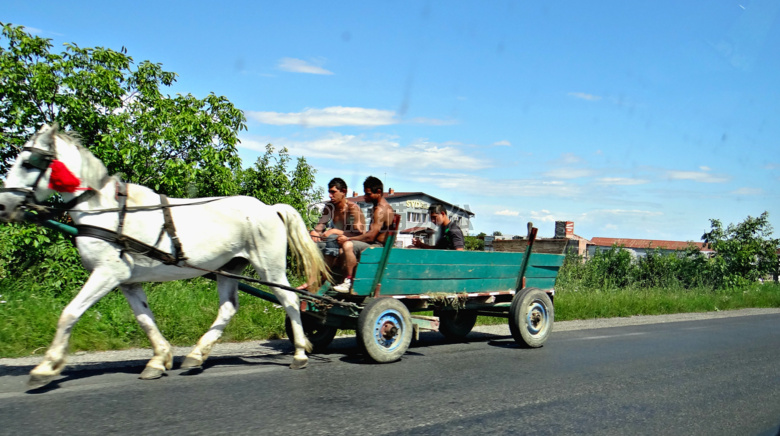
530, 210, 558, 222
597, 177, 650, 186
277, 57, 333, 75
554, 153, 584, 165
246, 106, 453, 127
493, 140, 511, 147
22, 26, 43, 34
246, 107, 396, 127
666, 170, 730, 183
495, 209, 520, 216
240, 132, 493, 170
544, 168, 597, 179
568, 92, 602, 101
730, 187, 763, 196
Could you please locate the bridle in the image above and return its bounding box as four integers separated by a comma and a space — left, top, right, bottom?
0, 147, 57, 203
0, 146, 95, 218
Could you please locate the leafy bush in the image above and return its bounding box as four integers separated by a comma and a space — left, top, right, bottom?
557, 212, 779, 292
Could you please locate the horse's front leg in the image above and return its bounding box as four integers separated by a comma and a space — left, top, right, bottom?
120, 284, 173, 380
28, 269, 124, 389
181, 276, 239, 371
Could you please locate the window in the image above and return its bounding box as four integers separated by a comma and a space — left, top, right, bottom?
407, 212, 423, 223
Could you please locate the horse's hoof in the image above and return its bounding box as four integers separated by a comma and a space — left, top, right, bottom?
27, 373, 56, 390
180, 356, 203, 370
290, 358, 308, 370
139, 366, 165, 380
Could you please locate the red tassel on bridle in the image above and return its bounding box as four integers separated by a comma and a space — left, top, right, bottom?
48, 160, 84, 193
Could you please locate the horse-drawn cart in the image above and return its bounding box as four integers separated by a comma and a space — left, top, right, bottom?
36, 214, 563, 364
282, 219, 563, 363
0, 125, 559, 388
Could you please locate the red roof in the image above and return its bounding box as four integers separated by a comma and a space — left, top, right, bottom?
590, 237, 714, 252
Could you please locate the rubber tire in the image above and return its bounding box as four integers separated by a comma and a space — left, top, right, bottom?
508, 287, 554, 348
435, 309, 478, 341
285, 314, 338, 353
357, 298, 413, 363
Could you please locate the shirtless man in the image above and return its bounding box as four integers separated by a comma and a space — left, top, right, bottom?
334, 176, 395, 292
308, 178, 365, 289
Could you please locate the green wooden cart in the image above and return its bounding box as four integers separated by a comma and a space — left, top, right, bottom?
284, 218, 564, 363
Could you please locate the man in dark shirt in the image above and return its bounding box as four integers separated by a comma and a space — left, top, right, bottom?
411, 204, 465, 251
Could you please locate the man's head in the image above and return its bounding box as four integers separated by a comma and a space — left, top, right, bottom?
327, 177, 348, 202
428, 204, 450, 226
363, 176, 384, 204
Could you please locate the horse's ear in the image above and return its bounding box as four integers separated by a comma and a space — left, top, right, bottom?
38, 123, 58, 148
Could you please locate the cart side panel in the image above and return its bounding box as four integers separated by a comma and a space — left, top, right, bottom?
353, 249, 524, 296
351, 249, 564, 296
524, 253, 565, 290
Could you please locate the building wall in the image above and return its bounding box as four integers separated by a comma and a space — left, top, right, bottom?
354, 193, 473, 247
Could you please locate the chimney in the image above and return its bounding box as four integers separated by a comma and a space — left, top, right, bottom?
352, 191, 358, 197
389, 188, 395, 194
555, 221, 574, 239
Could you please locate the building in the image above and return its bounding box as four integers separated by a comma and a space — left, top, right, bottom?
491, 221, 591, 255
346, 189, 474, 247
588, 237, 715, 258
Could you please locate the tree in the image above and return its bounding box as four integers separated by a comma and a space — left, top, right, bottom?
702, 211, 780, 287
237, 144, 323, 220
464, 236, 485, 251
0, 23, 245, 197
492, 231, 503, 236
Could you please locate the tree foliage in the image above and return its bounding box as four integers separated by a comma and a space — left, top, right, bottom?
556, 212, 779, 291
237, 144, 323, 220
0, 23, 245, 197
0, 24, 325, 294
702, 212, 779, 287
464, 235, 485, 251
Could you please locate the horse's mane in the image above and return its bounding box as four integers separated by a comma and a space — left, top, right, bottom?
53, 130, 115, 188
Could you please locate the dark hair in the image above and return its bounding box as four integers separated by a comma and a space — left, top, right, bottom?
363, 175, 383, 193
429, 204, 447, 215
328, 177, 347, 193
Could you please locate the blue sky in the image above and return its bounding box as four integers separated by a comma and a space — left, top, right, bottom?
5, 1, 779, 241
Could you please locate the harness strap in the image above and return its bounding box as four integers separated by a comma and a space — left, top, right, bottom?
159, 194, 186, 263
115, 181, 128, 238
76, 224, 179, 265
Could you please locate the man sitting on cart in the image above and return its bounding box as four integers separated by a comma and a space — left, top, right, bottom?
306, 177, 365, 290
410, 204, 465, 251
334, 176, 395, 293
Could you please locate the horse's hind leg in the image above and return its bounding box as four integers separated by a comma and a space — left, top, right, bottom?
182, 275, 239, 370
29, 269, 123, 389
120, 284, 173, 380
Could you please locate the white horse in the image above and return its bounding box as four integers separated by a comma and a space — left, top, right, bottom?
0, 124, 329, 389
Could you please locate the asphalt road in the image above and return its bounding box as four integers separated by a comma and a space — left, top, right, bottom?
1, 309, 779, 435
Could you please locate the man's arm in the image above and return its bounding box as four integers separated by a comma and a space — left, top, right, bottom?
345, 202, 366, 236
450, 225, 465, 251
309, 207, 332, 241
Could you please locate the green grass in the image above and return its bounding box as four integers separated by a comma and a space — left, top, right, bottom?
0, 277, 290, 358
553, 282, 780, 320
2, 275, 779, 358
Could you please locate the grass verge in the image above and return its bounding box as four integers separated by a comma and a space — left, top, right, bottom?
2, 277, 779, 358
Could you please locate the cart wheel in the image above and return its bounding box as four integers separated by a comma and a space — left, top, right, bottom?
435, 309, 478, 341
508, 287, 554, 348
357, 298, 413, 363
285, 314, 338, 353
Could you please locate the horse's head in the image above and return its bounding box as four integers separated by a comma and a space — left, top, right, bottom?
0, 124, 85, 223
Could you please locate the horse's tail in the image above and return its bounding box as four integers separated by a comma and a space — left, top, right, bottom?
274, 204, 331, 289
